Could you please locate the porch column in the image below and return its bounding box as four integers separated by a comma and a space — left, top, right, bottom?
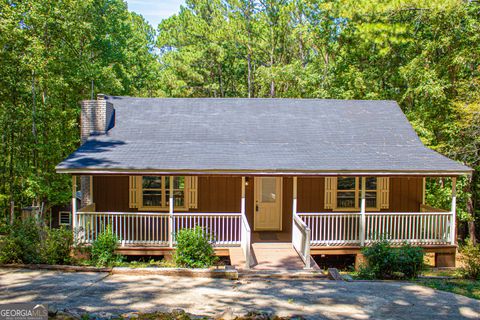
360, 177, 366, 246
450, 177, 457, 245
169, 192, 174, 247
293, 177, 297, 216
241, 177, 246, 215
72, 176, 77, 241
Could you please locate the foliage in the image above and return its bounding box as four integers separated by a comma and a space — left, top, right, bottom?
173, 227, 218, 268
417, 279, 480, 300
0, 0, 479, 240
90, 226, 121, 267
40, 227, 73, 265
0, 218, 73, 265
359, 240, 424, 279
0, 218, 41, 264
459, 241, 480, 280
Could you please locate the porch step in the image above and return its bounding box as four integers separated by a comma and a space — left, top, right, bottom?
251, 243, 319, 271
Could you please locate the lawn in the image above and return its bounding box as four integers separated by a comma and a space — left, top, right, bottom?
416, 278, 480, 300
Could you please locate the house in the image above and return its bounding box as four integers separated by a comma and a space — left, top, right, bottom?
56, 95, 472, 270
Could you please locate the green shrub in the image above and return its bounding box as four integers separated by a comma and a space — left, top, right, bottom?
459, 241, 480, 280
0, 218, 41, 264
91, 226, 121, 267
173, 227, 218, 268
359, 240, 424, 279
41, 227, 73, 265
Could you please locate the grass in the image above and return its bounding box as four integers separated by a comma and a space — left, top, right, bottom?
416, 278, 480, 300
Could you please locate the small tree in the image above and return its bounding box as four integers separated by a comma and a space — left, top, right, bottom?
174, 227, 218, 268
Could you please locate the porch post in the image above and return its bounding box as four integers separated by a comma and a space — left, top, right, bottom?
72, 175, 77, 242
241, 177, 246, 215
360, 177, 366, 246
450, 177, 457, 245
293, 177, 297, 216
169, 192, 174, 247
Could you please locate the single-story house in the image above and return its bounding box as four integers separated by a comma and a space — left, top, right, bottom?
56, 95, 472, 270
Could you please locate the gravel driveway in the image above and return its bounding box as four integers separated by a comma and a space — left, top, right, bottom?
0, 268, 478, 319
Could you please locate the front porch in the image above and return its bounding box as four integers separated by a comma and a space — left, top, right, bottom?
71, 175, 458, 269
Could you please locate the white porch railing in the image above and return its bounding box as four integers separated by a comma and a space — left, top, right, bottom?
365, 212, 452, 245
173, 213, 241, 246
292, 212, 311, 269
76, 212, 170, 246
76, 211, 242, 247
299, 213, 360, 246
298, 212, 452, 247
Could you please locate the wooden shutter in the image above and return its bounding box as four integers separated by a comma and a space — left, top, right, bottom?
129, 176, 139, 208
324, 177, 337, 209
188, 176, 198, 209
378, 177, 390, 209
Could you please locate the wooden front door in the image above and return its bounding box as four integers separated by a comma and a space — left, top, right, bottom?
254, 177, 283, 231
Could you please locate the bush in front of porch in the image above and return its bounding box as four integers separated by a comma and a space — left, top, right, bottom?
358, 240, 424, 280
0, 218, 73, 265
173, 226, 218, 268
91, 226, 123, 267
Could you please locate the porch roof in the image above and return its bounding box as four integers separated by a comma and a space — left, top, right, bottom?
56, 96, 471, 176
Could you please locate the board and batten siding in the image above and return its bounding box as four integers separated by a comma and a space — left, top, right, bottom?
92, 176, 423, 214
93, 176, 241, 213
297, 176, 423, 213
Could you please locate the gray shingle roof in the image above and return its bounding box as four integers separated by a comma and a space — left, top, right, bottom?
56, 97, 471, 175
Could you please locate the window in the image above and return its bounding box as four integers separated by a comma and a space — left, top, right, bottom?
140, 176, 186, 210
335, 177, 378, 210
59, 211, 71, 226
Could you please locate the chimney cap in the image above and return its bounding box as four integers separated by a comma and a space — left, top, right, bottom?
97, 93, 105, 100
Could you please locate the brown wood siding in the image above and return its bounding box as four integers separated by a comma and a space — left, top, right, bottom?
93, 176, 241, 213
297, 176, 423, 213
93, 176, 132, 212
93, 175, 423, 214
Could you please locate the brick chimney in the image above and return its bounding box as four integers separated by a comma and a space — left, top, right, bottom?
80, 94, 114, 207
80, 93, 114, 144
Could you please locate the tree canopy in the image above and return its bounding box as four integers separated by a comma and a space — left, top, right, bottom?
0, 0, 478, 240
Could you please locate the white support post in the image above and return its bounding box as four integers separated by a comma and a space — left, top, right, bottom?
450, 177, 457, 245
169, 190, 174, 247
241, 177, 246, 215
360, 177, 366, 246
72, 175, 77, 243
293, 176, 298, 216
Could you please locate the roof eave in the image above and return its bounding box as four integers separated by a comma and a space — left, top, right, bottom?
55, 167, 473, 176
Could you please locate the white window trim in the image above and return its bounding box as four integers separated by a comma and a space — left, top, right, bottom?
137, 176, 189, 211
332, 177, 381, 212
59, 211, 72, 226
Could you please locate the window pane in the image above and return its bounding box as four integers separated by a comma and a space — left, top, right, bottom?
337, 191, 355, 208
359, 191, 377, 208
165, 189, 171, 207
143, 176, 161, 189
261, 177, 277, 203
366, 177, 377, 190
143, 190, 161, 207
164, 176, 171, 189
174, 190, 185, 207
338, 177, 356, 190
173, 176, 185, 189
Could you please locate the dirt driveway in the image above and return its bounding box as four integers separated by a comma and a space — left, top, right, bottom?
0, 268, 478, 319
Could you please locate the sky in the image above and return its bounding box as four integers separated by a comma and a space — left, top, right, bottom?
126, 0, 185, 27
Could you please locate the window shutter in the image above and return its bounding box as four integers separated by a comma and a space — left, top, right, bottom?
324, 177, 337, 209
188, 176, 198, 209
129, 176, 139, 208
378, 177, 390, 209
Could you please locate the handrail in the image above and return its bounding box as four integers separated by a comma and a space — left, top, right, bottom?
292, 212, 311, 269
299, 212, 450, 216
77, 211, 241, 216
241, 214, 252, 268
